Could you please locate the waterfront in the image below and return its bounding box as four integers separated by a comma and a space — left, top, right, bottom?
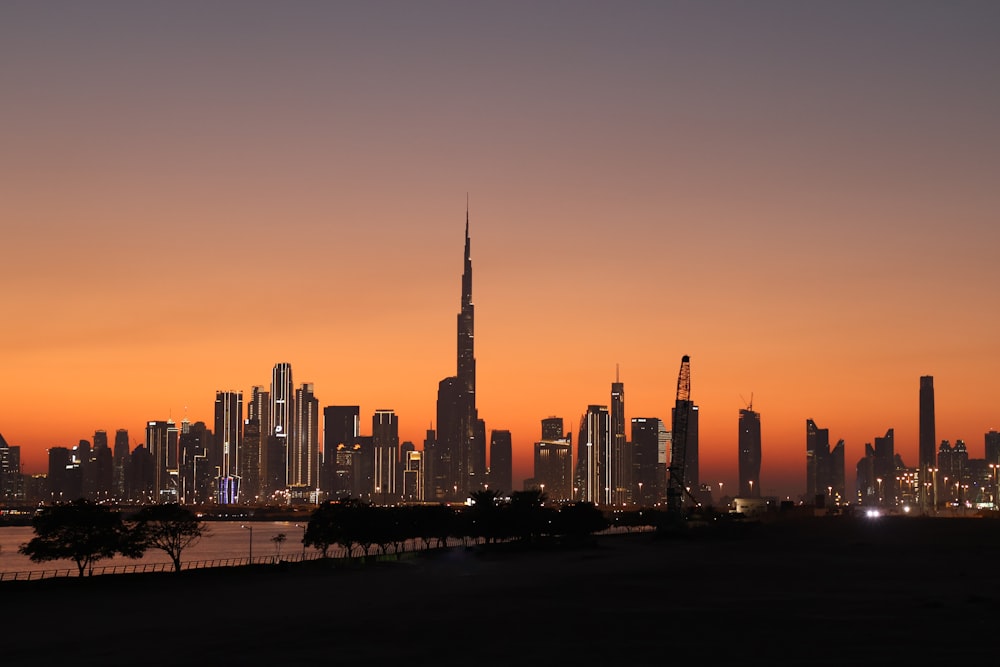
0, 521, 315, 574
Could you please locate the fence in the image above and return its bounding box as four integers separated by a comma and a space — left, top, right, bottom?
0, 525, 649, 583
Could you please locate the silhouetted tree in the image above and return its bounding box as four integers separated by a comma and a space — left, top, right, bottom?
508, 489, 551, 542
468, 489, 504, 544
271, 533, 287, 558
19, 499, 141, 576
129, 504, 208, 573
555, 502, 609, 541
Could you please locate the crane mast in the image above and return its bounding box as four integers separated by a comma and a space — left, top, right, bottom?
667, 355, 692, 516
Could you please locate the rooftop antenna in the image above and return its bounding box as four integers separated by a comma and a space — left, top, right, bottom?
616, 363, 620, 383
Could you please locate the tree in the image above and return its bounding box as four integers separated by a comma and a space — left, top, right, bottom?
271, 533, 287, 558
130, 504, 208, 573
19, 499, 141, 576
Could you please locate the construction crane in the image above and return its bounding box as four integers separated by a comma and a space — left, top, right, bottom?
667, 355, 695, 517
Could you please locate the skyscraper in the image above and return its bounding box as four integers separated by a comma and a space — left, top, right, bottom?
873, 428, 895, 505
631, 417, 663, 506
435, 214, 482, 500
322, 406, 360, 495
113, 429, 130, 499
290, 383, 319, 494
576, 405, 610, 504
247, 386, 270, 499
610, 372, 630, 506
738, 407, 761, 498
806, 419, 844, 503
489, 429, 513, 494
806, 419, 826, 500
919, 376, 936, 506
214, 390, 243, 504
146, 419, 179, 502
270, 362, 293, 490
986, 429, 1000, 465
373, 409, 399, 501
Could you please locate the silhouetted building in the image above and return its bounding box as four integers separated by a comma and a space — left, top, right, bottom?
403, 449, 424, 501
270, 362, 293, 489
0, 433, 23, 502
806, 419, 844, 503
290, 383, 319, 492
575, 405, 610, 504
112, 429, 130, 499
248, 386, 270, 500
435, 216, 483, 501
610, 375, 630, 506
214, 390, 243, 504
373, 410, 399, 502
179, 418, 209, 504
938, 439, 969, 505
919, 376, 936, 506
146, 420, 179, 502
857, 443, 876, 505
322, 406, 360, 495
241, 418, 261, 503
873, 429, 895, 505
541, 417, 565, 442
631, 417, 663, 506
489, 429, 512, 494
738, 408, 761, 498
534, 437, 573, 502
671, 402, 699, 499
986, 430, 1000, 465
90, 430, 113, 500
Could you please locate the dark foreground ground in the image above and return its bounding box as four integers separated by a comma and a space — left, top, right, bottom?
4, 516, 1000, 665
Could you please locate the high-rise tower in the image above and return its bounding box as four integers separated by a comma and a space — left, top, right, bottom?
610, 370, 630, 506
290, 383, 319, 492
919, 376, 936, 507
214, 390, 243, 504
435, 211, 482, 500
270, 363, 293, 490
738, 406, 761, 498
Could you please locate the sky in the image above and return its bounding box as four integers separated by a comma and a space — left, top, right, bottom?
2, 1, 999, 498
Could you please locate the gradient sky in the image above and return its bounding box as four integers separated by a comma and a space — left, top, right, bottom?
3, 2, 999, 498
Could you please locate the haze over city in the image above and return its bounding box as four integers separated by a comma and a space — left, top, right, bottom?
3, 2, 999, 498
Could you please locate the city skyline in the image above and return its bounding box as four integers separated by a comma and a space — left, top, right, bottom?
3, 3, 1000, 498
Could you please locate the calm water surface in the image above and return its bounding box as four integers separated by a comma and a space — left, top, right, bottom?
0, 521, 314, 573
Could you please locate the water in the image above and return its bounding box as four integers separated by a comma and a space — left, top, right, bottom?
0, 521, 313, 574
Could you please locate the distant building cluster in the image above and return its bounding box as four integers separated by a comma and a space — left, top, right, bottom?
5, 218, 993, 514
852, 376, 1000, 513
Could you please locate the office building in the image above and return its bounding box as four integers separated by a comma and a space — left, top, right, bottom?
575, 405, 610, 504
631, 417, 663, 506
738, 407, 761, 498
610, 373, 630, 506
290, 383, 319, 492
373, 410, 399, 501
489, 429, 513, 494
919, 376, 936, 506
270, 362, 293, 489
214, 390, 243, 504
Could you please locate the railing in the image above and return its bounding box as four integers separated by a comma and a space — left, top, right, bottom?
0, 550, 329, 582
0, 526, 653, 582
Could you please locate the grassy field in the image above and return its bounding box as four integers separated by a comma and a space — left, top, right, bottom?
3, 516, 999, 665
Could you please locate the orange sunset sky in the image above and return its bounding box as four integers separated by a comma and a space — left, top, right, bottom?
3, 2, 999, 498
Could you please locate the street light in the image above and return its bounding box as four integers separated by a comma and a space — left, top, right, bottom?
637, 482, 643, 507
876, 478, 883, 505
295, 523, 306, 561
241, 524, 253, 563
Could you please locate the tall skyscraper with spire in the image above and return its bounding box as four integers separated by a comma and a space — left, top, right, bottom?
919, 375, 936, 507
435, 209, 483, 500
